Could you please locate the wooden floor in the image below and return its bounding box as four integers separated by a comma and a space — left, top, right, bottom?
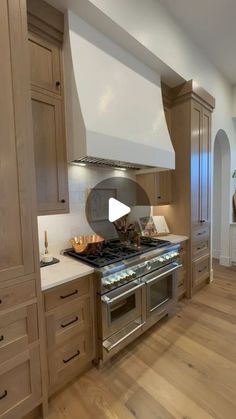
48, 262, 236, 419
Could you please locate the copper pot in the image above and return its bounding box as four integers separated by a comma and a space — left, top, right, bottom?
70, 235, 104, 255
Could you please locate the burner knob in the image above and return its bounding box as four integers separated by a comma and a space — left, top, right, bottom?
115, 275, 122, 284
165, 255, 170, 260
159, 257, 164, 263
145, 261, 152, 271
128, 270, 136, 280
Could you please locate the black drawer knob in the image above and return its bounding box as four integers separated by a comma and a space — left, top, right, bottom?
60, 199, 66, 203
0, 335, 4, 342
56, 81, 61, 87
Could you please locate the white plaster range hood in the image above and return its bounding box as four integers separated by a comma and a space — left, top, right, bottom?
64, 10, 175, 171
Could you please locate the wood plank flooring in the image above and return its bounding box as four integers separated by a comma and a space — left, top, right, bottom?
48, 261, 236, 419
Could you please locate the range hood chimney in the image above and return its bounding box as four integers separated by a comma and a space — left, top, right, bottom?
64, 11, 175, 171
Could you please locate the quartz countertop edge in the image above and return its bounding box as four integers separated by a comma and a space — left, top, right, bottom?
40, 254, 94, 291
154, 234, 189, 243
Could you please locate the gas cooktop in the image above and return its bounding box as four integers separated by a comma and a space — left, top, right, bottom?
65, 237, 171, 268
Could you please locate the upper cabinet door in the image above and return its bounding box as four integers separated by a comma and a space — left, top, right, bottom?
0, 0, 35, 282
31, 90, 69, 214
200, 108, 211, 224
155, 171, 172, 205
191, 101, 202, 227
28, 32, 61, 95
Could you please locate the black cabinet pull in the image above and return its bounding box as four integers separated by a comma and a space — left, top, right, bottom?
60, 199, 66, 203
0, 299, 2, 304
157, 196, 161, 199
56, 81, 61, 87
198, 266, 207, 273
60, 289, 78, 299
197, 246, 205, 251
197, 231, 207, 236
63, 350, 80, 364
61, 316, 79, 328
200, 219, 206, 223
0, 335, 4, 342
0, 390, 7, 401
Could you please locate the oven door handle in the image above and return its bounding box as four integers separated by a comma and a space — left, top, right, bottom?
101, 282, 144, 305
145, 262, 182, 285
103, 321, 146, 352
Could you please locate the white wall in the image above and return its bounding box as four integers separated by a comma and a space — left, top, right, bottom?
213, 140, 221, 259
38, 165, 134, 255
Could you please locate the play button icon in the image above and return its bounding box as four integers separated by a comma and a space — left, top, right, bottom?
108, 198, 131, 222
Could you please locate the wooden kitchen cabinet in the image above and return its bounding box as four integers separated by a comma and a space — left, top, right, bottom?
28, 16, 69, 215
0, 1, 36, 283
31, 90, 68, 214
178, 241, 188, 299
0, 0, 47, 417
44, 275, 95, 395
0, 347, 41, 419
29, 31, 62, 95
191, 102, 211, 228
136, 171, 172, 206
155, 81, 215, 297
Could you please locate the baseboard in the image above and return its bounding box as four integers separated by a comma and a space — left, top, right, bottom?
219, 255, 231, 267
210, 268, 214, 282
212, 249, 220, 259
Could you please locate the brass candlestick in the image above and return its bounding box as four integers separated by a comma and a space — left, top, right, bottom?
44, 230, 49, 254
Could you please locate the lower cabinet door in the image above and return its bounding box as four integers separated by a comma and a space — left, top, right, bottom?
48, 329, 93, 391
0, 346, 41, 419
192, 255, 210, 288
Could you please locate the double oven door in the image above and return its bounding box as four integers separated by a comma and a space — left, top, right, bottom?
99, 280, 145, 351
143, 261, 181, 318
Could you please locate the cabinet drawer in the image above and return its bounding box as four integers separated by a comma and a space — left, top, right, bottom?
192, 237, 210, 259
46, 297, 91, 348
192, 255, 210, 287
0, 347, 41, 418
48, 329, 93, 387
0, 304, 38, 364
192, 226, 209, 241
44, 276, 91, 311
0, 281, 36, 312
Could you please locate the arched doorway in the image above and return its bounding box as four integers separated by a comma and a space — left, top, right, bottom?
213, 129, 231, 265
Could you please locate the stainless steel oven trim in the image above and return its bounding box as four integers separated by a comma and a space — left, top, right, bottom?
101, 282, 144, 305
100, 281, 144, 339
103, 317, 146, 352
149, 297, 169, 313
144, 262, 182, 285
145, 262, 181, 317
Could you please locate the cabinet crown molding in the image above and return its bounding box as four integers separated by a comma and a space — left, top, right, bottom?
162, 80, 215, 111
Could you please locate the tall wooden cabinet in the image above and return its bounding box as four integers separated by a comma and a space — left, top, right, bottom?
154, 80, 215, 296
27, 0, 69, 215
0, 1, 46, 418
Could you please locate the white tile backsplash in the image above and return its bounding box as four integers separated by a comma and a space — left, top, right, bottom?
37, 165, 135, 255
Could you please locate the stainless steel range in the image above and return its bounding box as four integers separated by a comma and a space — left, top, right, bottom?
66, 238, 182, 363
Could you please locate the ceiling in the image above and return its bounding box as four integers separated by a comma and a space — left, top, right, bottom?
158, 0, 236, 85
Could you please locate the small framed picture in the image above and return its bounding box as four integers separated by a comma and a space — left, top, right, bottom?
138, 216, 157, 236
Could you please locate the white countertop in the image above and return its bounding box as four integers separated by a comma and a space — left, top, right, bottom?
40, 254, 94, 291
40, 234, 188, 291
154, 234, 188, 244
